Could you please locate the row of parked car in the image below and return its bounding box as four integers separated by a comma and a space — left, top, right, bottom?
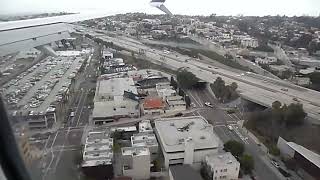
2, 56, 81, 110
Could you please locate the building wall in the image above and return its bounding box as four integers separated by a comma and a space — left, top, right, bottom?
163, 148, 218, 168
166, 105, 186, 114
294, 153, 320, 180
277, 137, 295, 159
123, 154, 150, 180
143, 108, 165, 115
82, 164, 114, 180
210, 163, 240, 180
169, 168, 174, 180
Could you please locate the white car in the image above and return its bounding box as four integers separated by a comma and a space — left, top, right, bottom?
227, 125, 233, 131
204, 102, 213, 108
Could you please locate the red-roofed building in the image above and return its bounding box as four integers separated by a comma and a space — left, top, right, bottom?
142, 97, 165, 115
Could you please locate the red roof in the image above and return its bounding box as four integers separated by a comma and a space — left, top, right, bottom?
143, 97, 164, 109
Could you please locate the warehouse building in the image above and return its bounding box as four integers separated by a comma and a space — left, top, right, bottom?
92, 77, 139, 124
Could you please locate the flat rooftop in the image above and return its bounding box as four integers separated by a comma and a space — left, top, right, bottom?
122, 147, 150, 156
139, 120, 153, 133
206, 152, 239, 167
92, 100, 138, 118
131, 133, 158, 147
155, 116, 220, 153
95, 77, 137, 100
82, 128, 113, 167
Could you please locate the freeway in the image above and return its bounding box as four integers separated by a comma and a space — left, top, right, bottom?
187, 87, 286, 180
88, 31, 320, 123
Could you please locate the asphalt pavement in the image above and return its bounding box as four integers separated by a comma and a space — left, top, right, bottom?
187, 87, 286, 180
39, 42, 101, 180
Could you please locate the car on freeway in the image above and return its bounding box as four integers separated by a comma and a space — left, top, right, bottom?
227, 125, 233, 130
204, 102, 213, 108
281, 88, 288, 91
271, 161, 280, 168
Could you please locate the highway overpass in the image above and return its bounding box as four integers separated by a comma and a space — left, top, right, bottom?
84, 30, 320, 124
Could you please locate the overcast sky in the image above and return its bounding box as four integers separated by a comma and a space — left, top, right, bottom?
1, 0, 319, 16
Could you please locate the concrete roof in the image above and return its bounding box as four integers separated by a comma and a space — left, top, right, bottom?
155, 116, 220, 153
122, 147, 149, 156
287, 142, 320, 169
131, 133, 158, 147
95, 77, 137, 100
139, 120, 153, 133
170, 165, 204, 180
92, 100, 138, 118
206, 152, 239, 168
82, 127, 113, 167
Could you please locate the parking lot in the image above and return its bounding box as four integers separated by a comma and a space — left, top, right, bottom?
2, 55, 85, 115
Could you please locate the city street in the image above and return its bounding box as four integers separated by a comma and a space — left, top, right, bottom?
187, 87, 286, 180
39, 42, 101, 180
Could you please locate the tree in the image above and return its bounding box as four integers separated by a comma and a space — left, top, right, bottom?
152, 158, 162, 172
224, 140, 245, 158
185, 95, 191, 108
212, 77, 225, 99
240, 154, 254, 174
170, 76, 178, 90
269, 145, 280, 156
112, 142, 121, 153
211, 77, 239, 102
176, 70, 199, 89
272, 101, 281, 110
284, 103, 306, 126
178, 88, 185, 97
230, 82, 238, 91
308, 72, 320, 84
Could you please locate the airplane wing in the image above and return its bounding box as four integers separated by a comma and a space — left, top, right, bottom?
150, 0, 173, 16
0, 13, 110, 57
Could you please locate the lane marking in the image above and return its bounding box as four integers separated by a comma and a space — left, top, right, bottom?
76, 92, 88, 127
188, 90, 202, 107
53, 127, 71, 170
71, 90, 84, 125
50, 131, 59, 149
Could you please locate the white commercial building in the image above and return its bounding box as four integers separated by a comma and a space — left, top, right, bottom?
156, 82, 177, 100
155, 116, 220, 168
92, 77, 139, 124
139, 120, 153, 133
255, 56, 277, 64
241, 38, 259, 48
122, 147, 151, 180
166, 95, 186, 113
205, 152, 240, 180
131, 133, 159, 160
81, 128, 114, 179
102, 49, 113, 60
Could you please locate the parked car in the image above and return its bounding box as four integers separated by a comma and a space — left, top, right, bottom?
204, 102, 213, 108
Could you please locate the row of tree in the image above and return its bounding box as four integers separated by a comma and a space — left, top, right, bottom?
170, 76, 191, 108
176, 69, 199, 89
211, 77, 239, 102
246, 101, 307, 144
224, 140, 254, 174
